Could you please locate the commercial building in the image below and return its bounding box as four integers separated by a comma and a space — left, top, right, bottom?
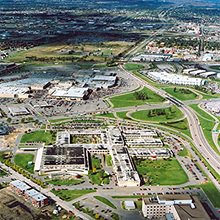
0, 86, 30, 99
8, 106, 30, 116
147, 71, 205, 86
51, 87, 89, 101
132, 54, 172, 62
90, 75, 117, 89
142, 195, 210, 220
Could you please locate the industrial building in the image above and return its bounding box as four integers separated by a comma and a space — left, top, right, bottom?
147, 71, 205, 86
132, 54, 172, 62
142, 195, 210, 220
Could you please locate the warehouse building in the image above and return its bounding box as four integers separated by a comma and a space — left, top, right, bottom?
147, 71, 205, 86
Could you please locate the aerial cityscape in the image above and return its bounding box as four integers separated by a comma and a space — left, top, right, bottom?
0, 0, 220, 219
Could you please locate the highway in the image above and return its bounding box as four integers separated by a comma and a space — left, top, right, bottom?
119, 64, 220, 190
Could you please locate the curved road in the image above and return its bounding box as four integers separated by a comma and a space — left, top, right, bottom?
119, 65, 220, 190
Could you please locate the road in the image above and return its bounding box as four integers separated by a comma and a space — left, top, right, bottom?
0, 162, 92, 220
119, 64, 220, 191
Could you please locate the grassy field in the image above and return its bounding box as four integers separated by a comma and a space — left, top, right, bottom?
189, 104, 218, 154
163, 87, 198, 101
106, 155, 112, 166
94, 196, 116, 209
109, 87, 164, 108
14, 153, 34, 173
178, 147, 189, 157
20, 130, 56, 145
200, 182, 220, 208
95, 112, 115, 118
124, 63, 144, 71
51, 189, 96, 201
6, 41, 133, 63
0, 169, 7, 177
160, 119, 191, 138
89, 156, 110, 185
131, 106, 183, 123
116, 111, 129, 120
47, 178, 84, 186
135, 159, 188, 185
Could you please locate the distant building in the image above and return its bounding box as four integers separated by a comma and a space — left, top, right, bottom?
51, 87, 90, 101
8, 106, 30, 116
142, 195, 211, 220
147, 71, 205, 86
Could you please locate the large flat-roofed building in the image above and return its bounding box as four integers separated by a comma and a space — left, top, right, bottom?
142, 195, 211, 220
51, 87, 89, 101
0, 86, 30, 99
111, 146, 140, 187
147, 71, 205, 86
128, 148, 173, 159
42, 145, 89, 174
8, 106, 30, 116
91, 75, 117, 89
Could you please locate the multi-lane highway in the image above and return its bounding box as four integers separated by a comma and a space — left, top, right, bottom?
119, 64, 220, 190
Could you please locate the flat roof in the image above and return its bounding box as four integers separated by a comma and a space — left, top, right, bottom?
26, 189, 47, 201
52, 87, 88, 98
10, 180, 31, 191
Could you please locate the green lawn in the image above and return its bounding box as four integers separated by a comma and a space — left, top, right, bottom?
51, 189, 96, 201
49, 118, 70, 123
88, 170, 110, 185
0, 169, 7, 177
109, 87, 164, 108
135, 159, 188, 185
96, 112, 115, 118
89, 156, 110, 185
47, 178, 84, 186
200, 182, 220, 208
161, 119, 191, 138
124, 63, 144, 71
20, 130, 56, 145
131, 106, 183, 123
178, 147, 189, 157
94, 196, 116, 209
116, 111, 129, 120
189, 104, 219, 154
14, 153, 34, 173
163, 87, 198, 101
91, 156, 101, 170
106, 155, 112, 166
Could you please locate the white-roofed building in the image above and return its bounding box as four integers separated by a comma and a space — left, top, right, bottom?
51, 87, 89, 101
0, 86, 29, 99
10, 180, 31, 195
124, 201, 136, 210
147, 71, 205, 86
